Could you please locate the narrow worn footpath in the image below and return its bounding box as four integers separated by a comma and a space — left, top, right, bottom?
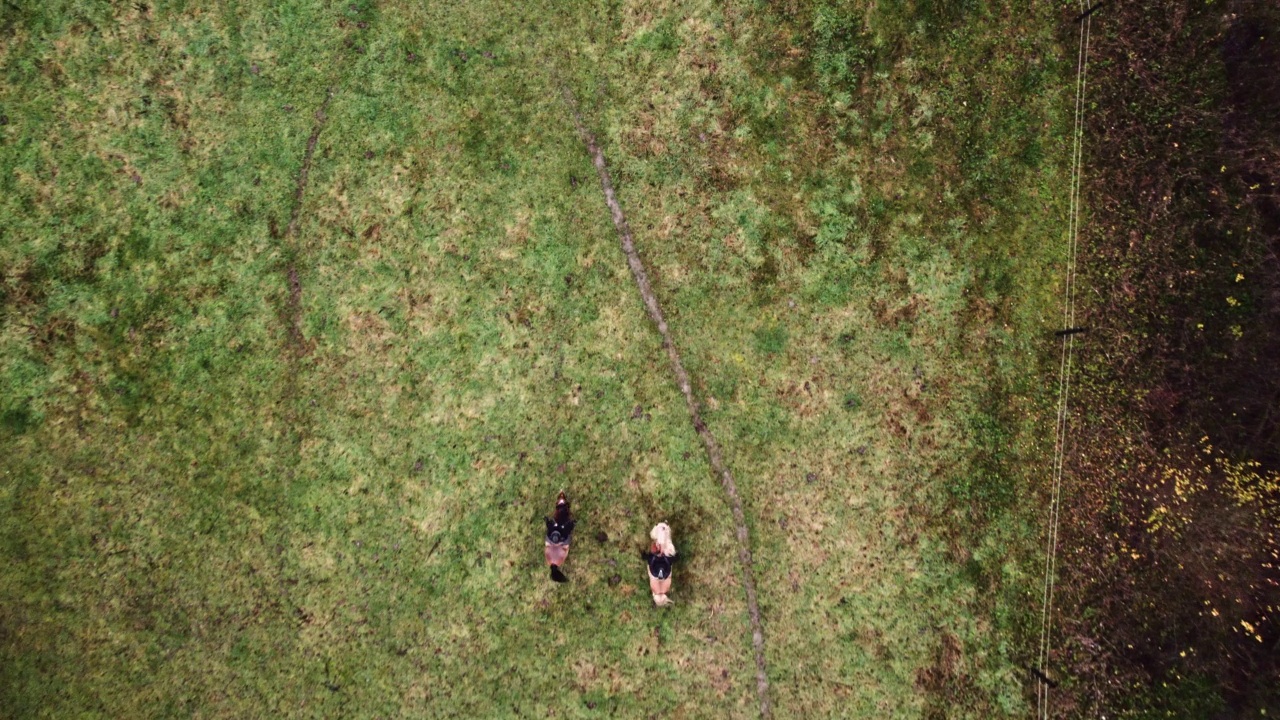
563, 88, 772, 719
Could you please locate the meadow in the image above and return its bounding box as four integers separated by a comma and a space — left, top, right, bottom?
1, 1, 1079, 717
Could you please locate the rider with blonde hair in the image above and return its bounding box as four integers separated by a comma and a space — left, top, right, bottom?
641, 522, 677, 606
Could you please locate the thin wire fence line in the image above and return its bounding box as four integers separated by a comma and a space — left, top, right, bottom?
1037, 23, 1086, 712
1037, 12, 1088, 691
1038, 13, 1090, 717
1037, 4, 1092, 718
1048, 10, 1092, 699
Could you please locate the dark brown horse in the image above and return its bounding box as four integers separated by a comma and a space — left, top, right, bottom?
543, 491, 574, 582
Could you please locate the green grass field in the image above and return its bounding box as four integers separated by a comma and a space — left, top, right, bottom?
1, 1, 1077, 716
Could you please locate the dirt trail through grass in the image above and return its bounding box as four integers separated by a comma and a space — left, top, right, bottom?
282, 90, 333, 341
564, 87, 772, 719
280, 90, 333, 363
285, 90, 334, 243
